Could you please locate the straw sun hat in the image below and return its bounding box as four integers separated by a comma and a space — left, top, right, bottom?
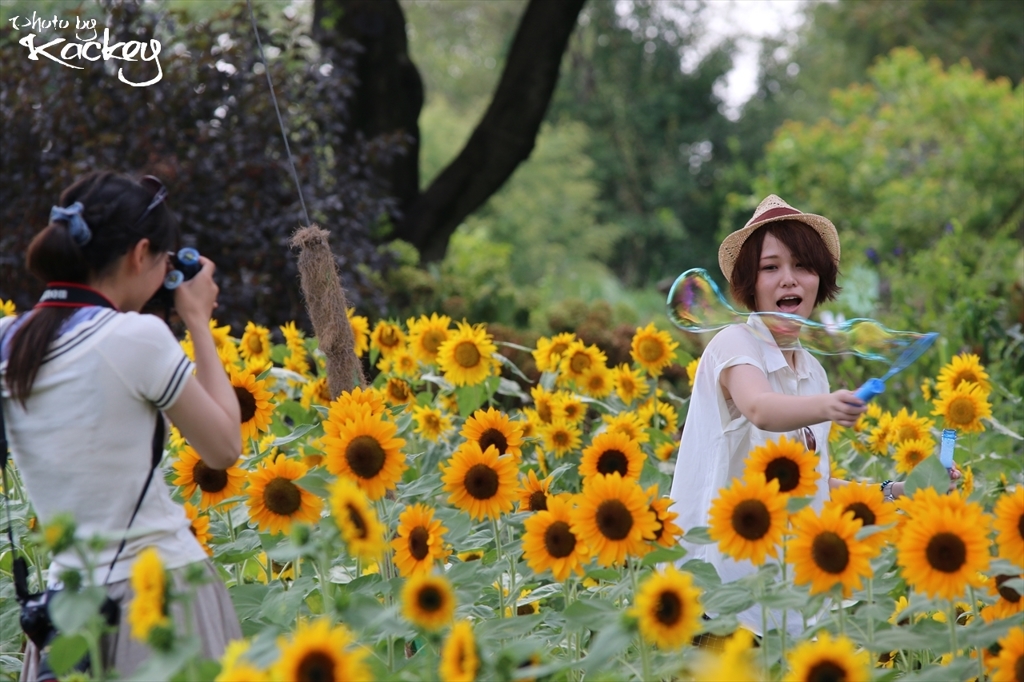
718, 194, 840, 283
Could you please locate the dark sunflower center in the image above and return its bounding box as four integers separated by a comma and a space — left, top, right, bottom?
424, 414, 440, 430
564, 405, 581, 420
234, 386, 257, 423
845, 502, 876, 526
247, 336, 265, 354
346, 504, 368, 538
422, 330, 446, 353
651, 508, 665, 541
296, 650, 335, 682
264, 477, 302, 516
995, 575, 1022, 603
315, 380, 331, 403
478, 428, 509, 454
947, 397, 976, 425
595, 500, 633, 541
550, 342, 569, 358
553, 430, 571, 447
569, 353, 591, 374
464, 463, 500, 500
926, 532, 967, 573
345, 435, 386, 479
528, 490, 548, 512
896, 425, 918, 442
543, 520, 576, 558
1017, 513, 1024, 540
453, 341, 481, 368
764, 457, 801, 493
192, 460, 228, 493
389, 380, 410, 400
596, 449, 629, 477
417, 585, 444, 613
409, 526, 430, 561
1014, 655, 1023, 682
537, 402, 553, 423
380, 327, 400, 347
731, 499, 771, 541
188, 523, 198, 537
517, 603, 536, 616
655, 590, 683, 626
637, 338, 664, 363
812, 531, 850, 574
806, 660, 848, 682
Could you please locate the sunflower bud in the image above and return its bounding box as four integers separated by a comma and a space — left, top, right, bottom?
40, 513, 76, 554
147, 622, 175, 652
290, 522, 312, 547
58, 568, 82, 593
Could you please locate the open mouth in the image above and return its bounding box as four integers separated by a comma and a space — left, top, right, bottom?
776, 296, 803, 313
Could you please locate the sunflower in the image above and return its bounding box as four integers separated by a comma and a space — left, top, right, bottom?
654, 440, 679, 462
323, 411, 407, 500
401, 573, 456, 631
638, 398, 679, 435
229, 367, 274, 441
522, 494, 589, 581
894, 438, 935, 475
300, 375, 333, 410
208, 319, 240, 364
554, 392, 586, 424
391, 503, 449, 577
0, 299, 15, 317
936, 352, 992, 396
183, 502, 213, 556
743, 435, 820, 497
540, 419, 582, 458
407, 313, 452, 364
887, 408, 935, 445
786, 505, 875, 597
570, 473, 659, 566
991, 626, 1023, 682
532, 332, 577, 373
921, 377, 934, 402
439, 620, 479, 682
578, 431, 646, 483
127, 548, 169, 642
559, 341, 608, 384
602, 411, 650, 444
383, 376, 415, 407
647, 486, 683, 548
579, 364, 614, 399
272, 618, 371, 682
461, 407, 524, 460
824, 481, 898, 549
441, 443, 518, 520
329, 476, 385, 561
685, 358, 700, 387
993, 487, 1024, 565
866, 411, 894, 455
708, 475, 789, 566
630, 323, 679, 377
783, 632, 871, 682
896, 489, 991, 599
612, 363, 650, 404
932, 381, 992, 433
436, 321, 499, 387
279, 321, 306, 353
516, 469, 554, 512
630, 565, 703, 649
245, 455, 322, 535
379, 348, 419, 379
283, 348, 311, 379
982, 573, 1024, 623
370, 319, 406, 358
346, 308, 370, 358
412, 404, 453, 443
530, 385, 559, 424
239, 321, 272, 365
215, 639, 268, 682
172, 445, 246, 509
324, 387, 387, 436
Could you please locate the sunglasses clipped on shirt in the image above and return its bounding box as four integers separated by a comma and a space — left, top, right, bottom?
802, 426, 817, 452
131, 175, 169, 230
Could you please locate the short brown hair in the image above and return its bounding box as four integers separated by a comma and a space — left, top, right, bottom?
729, 219, 840, 311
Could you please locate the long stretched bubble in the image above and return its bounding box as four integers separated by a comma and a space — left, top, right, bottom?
666, 269, 937, 383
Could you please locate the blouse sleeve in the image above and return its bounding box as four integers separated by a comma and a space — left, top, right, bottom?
100, 314, 194, 410
705, 325, 766, 429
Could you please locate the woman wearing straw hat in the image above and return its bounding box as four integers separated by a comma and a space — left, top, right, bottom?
668, 195, 867, 642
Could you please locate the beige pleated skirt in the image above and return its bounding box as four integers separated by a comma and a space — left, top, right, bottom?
20, 560, 241, 681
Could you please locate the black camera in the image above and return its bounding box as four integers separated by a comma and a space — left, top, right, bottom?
20, 589, 120, 682
149, 247, 202, 311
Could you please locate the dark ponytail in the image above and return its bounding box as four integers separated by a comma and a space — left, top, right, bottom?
6, 171, 179, 405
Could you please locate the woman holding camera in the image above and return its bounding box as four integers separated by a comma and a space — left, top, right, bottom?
0, 171, 242, 679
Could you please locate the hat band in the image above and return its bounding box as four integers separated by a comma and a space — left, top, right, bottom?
748, 206, 800, 225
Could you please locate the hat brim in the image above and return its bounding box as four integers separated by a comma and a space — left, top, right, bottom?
718, 213, 840, 284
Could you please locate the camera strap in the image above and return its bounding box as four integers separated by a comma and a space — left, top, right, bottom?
35, 283, 120, 311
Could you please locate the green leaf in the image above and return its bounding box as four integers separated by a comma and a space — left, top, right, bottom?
700, 583, 754, 615
562, 598, 619, 630
583, 568, 621, 582
640, 544, 688, 567
904, 454, 948, 497
49, 586, 107, 634
786, 496, 814, 513
230, 583, 272, 621
899, 657, 974, 681
129, 636, 201, 682
296, 468, 332, 499
45, 633, 89, 676
456, 384, 487, 417
271, 423, 317, 448
580, 620, 633, 673
215, 529, 262, 564
682, 526, 714, 545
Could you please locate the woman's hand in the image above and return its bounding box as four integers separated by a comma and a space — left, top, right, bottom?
819, 389, 866, 428
173, 256, 218, 329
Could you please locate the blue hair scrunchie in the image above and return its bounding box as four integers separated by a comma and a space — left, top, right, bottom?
50, 201, 92, 246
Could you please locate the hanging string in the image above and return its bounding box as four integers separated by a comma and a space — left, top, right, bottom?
246, 0, 311, 227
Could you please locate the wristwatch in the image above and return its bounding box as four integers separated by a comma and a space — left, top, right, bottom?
881, 479, 896, 502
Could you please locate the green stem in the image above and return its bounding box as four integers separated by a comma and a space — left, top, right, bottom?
968, 585, 985, 682
86, 629, 107, 681
866, 577, 875, 649
779, 555, 788, 667
947, 599, 959, 656
628, 559, 652, 682
491, 518, 506, 619
835, 587, 847, 639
